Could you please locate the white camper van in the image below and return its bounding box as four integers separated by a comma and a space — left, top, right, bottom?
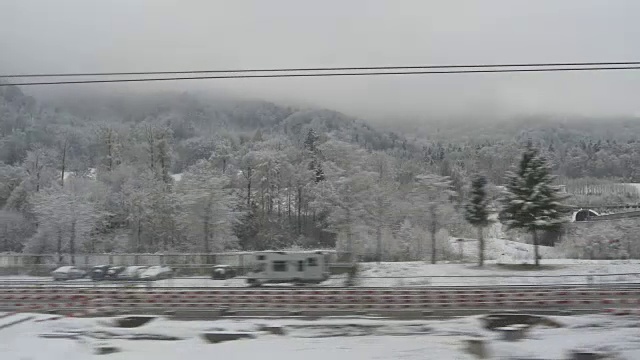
246, 251, 331, 286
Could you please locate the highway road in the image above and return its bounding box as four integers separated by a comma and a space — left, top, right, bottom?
1, 282, 639, 319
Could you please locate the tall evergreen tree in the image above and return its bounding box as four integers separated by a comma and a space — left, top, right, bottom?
464, 174, 490, 266
304, 128, 325, 183
304, 129, 319, 153
500, 144, 567, 266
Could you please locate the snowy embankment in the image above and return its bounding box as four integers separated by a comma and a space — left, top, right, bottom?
452, 236, 567, 261
323, 237, 640, 287
2, 312, 640, 359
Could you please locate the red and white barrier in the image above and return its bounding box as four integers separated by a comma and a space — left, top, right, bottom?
2, 286, 639, 316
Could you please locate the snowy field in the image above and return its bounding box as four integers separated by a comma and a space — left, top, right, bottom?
2, 312, 640, 359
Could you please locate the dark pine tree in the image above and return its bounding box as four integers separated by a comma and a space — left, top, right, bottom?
499, 143, 567, 266
304, 128, 319, 153
304, 128, 325, 183
464, 174, 490, 266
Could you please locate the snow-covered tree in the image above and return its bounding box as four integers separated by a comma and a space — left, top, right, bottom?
304, 128, 325, 183
499, 144, 567, 266
177, 160, 239, 253
0, 164, 25, 207
396, 219, 415, 260
365, 152, 397, 262
95, 125, 121, 173
122, 170, 178, 252
30, 178, 106, 263
0, 210, 31, 252
23, 147, 57, 193
409, 173, 453, 264
464, 175, 491, 266
311, 139, 372, 262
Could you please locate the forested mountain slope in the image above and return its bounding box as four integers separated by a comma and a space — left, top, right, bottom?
2, 84, 640, 260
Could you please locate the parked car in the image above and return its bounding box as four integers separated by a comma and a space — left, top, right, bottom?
211, 265, 237, 280
51, 266, 87, 281
139, 266, 173, 281
116, 266, 148, 280
90, 265, 111, 281
104, 266, 126, 280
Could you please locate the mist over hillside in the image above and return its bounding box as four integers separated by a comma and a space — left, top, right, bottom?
2, 82, 640, 260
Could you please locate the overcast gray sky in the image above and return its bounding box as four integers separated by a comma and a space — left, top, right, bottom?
1, 0, 639, 120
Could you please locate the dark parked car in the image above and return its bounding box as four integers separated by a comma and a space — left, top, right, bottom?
211, 265, 237, 280
104, 266, 126, 280
90, 265, 111, 281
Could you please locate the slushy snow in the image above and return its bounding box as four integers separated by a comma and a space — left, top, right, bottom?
2, 312, 640, 359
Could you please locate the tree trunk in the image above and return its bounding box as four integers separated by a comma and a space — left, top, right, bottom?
287, 181, 291, 221
429, 204, 437, 264
136, 220, 142, 252
376, 197, 383, 264
346, 208, 354, 263
532, 229, 540, 266
477, 226, 484, 267
297, 185, 302, 235
107, 132, 113, 171
246, 167, 252, 207
69, 220, 76, 265
260, 183, 264, 213
430, 228, 437, 264
57, 228, 63, 264
277, 182, 281, 218
376, 224, 382, 264
60, 143, 67, 188
4, 223, 8, 252
146, 126, 155, 172
203, 204, 211, 253
303, 202, 309, 234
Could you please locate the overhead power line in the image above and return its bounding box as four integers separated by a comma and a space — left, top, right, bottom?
2, 65, 640, 87
3, 61, 640, 78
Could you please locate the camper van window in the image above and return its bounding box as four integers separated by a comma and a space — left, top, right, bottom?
257, 255, 266, 260
307, 258, 318, 266
273, 261, 287, 272
298, 260, 304, 271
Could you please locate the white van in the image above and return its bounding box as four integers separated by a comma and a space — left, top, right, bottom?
246, 251, 331, 286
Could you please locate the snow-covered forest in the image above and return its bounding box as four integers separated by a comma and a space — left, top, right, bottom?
2, 84, 640, 260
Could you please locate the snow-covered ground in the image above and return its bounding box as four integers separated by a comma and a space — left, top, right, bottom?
2, 238, 639, 287
321, 260, 640, 287
3, 261, 640, 288
454, 236, 567, 261
2, 312, 640, 359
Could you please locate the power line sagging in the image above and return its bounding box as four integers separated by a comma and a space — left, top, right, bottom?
2, 61, 640, 86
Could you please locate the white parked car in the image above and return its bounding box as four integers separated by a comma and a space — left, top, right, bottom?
51, 266, 87, 281
116, 266, 149, 280
139, 266, 173, 281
